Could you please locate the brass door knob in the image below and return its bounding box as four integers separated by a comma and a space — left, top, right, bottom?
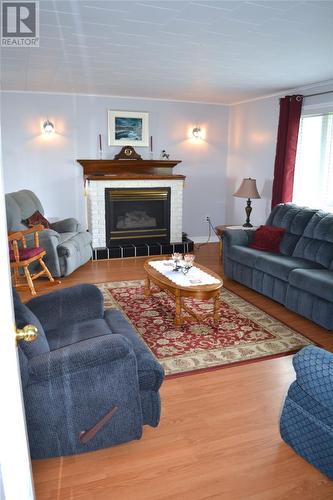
15, 324, 38, 343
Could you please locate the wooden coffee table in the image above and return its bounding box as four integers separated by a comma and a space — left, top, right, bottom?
144, 256, 223, 327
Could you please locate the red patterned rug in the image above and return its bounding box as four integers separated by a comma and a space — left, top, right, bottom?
97, 280, 313, 376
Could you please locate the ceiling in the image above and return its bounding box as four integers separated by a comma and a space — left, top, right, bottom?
1, 0, 333, 104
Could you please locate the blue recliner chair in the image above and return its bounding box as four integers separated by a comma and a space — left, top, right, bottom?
280, 346, 333, 479
14, 284, 164, 459
6, 189, 92, 277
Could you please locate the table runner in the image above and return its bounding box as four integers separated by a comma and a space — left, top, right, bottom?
148, 259, 221, 287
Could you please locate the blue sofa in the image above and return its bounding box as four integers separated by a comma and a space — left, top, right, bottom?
6, 189, 92, 277
223, 203, 333, 330
280, 346, 333, 480
14, 284, 164, 459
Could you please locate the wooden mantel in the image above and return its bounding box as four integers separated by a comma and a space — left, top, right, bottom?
77, 159, 185, 180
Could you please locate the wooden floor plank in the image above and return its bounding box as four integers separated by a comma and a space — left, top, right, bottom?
27, 244, 333, 499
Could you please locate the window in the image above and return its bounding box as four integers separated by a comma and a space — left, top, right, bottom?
293, 113, 333, 211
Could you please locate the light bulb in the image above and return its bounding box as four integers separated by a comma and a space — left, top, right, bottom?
192, 127, 202, 139
43, 119, 55, 134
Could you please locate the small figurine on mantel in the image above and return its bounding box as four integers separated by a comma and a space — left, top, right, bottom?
161, 149, 170, 160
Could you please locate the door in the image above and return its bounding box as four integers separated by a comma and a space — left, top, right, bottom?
0, 155, 35, 496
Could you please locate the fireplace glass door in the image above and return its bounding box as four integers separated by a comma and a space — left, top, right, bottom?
105, 187, 171, 246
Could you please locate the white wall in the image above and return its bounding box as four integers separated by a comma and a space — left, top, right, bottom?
0, 92, 229, 241
2, 82, 333, 241
226, 81, 333, 226
226, 96, 279, 226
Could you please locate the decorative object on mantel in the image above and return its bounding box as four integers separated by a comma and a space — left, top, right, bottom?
114, 145, 142, 160
108, 110, 149, 147
161, 150, 170, 160
98, 133, 103, 159
150, 135, 153, 159
233, 177, 261, 227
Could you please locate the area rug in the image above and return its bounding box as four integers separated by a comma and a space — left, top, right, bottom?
97, 280, 313, 376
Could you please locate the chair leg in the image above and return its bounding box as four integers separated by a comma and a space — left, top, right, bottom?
38, 258, 54, 282
23, 266, 36, 295
12, 268, 20, 286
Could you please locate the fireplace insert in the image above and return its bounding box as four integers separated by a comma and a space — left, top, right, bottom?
105, 187, 171, 246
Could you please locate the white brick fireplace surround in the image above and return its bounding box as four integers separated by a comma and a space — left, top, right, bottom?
87, 178, 184, 248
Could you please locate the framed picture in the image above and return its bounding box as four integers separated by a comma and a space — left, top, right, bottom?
108, 110, 149, 147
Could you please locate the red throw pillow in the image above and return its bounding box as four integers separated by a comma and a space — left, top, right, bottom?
249, 225, 285, 253
23, 210, 50, 229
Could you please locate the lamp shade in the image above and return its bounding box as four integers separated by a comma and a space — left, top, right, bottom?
233, 178, 261, 199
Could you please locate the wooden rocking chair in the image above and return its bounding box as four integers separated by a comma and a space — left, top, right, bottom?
9, 224, 58, 296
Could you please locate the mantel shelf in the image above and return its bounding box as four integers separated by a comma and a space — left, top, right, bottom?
77, 159, 183, 180
87, 174, 185, 181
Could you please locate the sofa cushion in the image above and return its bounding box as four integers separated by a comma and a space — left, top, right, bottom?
228, 245, 265, 267
5, 195, 30, 231
255, 253, 324, 282
293, 211, 333, 269
249, 225, 285, 253
46, 309, 164, 392
289, 269, 333, 303
9, 246, 45, 262
46, 318, 111, 350
7, 190, 44, 221
266, 204, 318, 256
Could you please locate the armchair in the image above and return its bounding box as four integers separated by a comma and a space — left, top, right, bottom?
5, 189, 92, 277
280, 346, 333, 480
14, 284, 164, 459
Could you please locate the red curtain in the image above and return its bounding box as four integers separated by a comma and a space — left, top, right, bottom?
271, 95, 303, 209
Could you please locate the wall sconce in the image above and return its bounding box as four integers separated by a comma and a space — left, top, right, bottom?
192, 126, 203, 139
42, 119, 55, 134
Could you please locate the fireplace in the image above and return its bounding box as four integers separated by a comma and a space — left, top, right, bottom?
105, 187, 171, 246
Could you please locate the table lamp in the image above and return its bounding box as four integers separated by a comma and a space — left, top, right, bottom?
233, 178, 261, 227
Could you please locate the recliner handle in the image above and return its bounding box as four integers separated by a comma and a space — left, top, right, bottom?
79, 405, 118, 444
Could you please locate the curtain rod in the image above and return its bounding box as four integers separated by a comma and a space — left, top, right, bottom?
304, 90, 333, 99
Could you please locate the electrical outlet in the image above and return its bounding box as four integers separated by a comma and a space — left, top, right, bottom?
206, 216, 210, 222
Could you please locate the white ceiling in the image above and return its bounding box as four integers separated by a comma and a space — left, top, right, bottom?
1, 0, 333, 104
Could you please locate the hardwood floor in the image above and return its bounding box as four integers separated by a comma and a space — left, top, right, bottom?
29, 244, 333, 499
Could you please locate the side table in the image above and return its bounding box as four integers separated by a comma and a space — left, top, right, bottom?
215, 225, 257, 261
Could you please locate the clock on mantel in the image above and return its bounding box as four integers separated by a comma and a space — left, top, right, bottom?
114, 145, 142, 160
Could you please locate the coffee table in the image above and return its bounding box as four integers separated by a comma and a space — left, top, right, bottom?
144, 256, 223, 327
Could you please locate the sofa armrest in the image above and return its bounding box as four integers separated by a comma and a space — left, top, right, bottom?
28, 334, 134, 382
24, 228, 61, 276
293, 346, 333, 411
224, 228, 255, 247
27, 284, 104, 332
104, 309, 164, 392
50, 218, 81, 233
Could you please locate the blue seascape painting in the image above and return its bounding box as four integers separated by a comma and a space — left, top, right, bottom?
115, 117, 143, 141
